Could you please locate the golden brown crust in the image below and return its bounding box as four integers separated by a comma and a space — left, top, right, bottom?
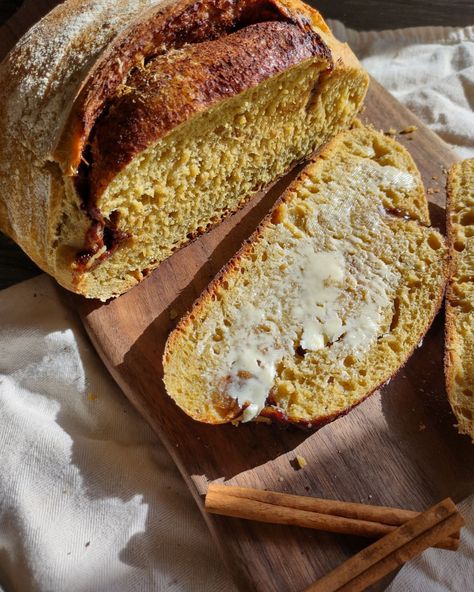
57, 0, 337, 175
89, 20, 331, 201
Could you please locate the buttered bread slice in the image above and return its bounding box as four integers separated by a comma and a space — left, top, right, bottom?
445, 159, 474, 441
163, 126, 447, 426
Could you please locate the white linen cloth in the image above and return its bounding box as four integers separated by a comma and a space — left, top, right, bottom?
1, 21, 474, 592
329, 21, 474, 159
0, 276, 233, 592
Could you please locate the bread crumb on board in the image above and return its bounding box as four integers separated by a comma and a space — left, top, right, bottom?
399, 125, 418, 134
296, 455, 307, 469
290, 455, 308, 470
384, 125, 417, 136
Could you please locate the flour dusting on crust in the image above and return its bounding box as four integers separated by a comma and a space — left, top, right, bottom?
1, 0, 160, 159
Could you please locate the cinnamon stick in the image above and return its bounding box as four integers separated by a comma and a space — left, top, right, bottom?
205, 484, 460, 550
209, 484, 419, 525
206, 488, 394, 538
304, 497, 464, 592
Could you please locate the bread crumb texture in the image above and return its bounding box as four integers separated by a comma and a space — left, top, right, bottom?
163, 126, 447, 426
80, 59, 366, 298
446, 158, 474, 441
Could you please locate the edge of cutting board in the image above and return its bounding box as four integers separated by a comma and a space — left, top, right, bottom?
77, 81, 474, 592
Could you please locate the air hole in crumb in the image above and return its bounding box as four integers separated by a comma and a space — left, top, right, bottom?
344, 355, 356, 367
460, 211, 474, 226
463, 388, 473, 398
390, 297, 401, 331
454, 240, 465, 252
295, 345, 306, 357
427, 233, 442, 250
305, 82, 320, 113
212, 329, 223, 342
388, 340, 402, 353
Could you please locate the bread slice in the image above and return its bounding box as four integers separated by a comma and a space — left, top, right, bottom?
163, 125, 447, 426
445, 159, 474, 441
0, 0, 368, 300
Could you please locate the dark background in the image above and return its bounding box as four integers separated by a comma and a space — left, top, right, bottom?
2, 0, 474, 30
0, 0, 473, 290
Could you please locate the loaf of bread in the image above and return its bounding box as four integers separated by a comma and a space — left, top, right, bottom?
163, 125, 447, 426
445, 159, 474, 441
0, 0, 368, 300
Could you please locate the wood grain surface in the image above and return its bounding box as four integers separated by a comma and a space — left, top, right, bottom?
77, 81, 474, 592
314, 0, 474, 30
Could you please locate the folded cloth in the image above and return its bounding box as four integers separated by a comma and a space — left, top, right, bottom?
1, 20, 474, 592
329, 21, 474, 159
0, 275, 234, 592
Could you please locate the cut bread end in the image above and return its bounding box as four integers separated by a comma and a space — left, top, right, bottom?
61, 60, 368, 300
163, 125, 447, 426
446, 158, 474, 441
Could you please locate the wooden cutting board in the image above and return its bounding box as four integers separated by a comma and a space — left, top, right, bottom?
77, 80, 474, 591
2, 3, 473, 591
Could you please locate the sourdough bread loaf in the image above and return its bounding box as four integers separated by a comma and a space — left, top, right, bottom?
163, 125, 447, 426
0, 0, 368, 300
445, 158, 474, 441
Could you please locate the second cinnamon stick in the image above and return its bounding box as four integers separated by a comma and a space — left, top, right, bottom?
304, 497, 464, 592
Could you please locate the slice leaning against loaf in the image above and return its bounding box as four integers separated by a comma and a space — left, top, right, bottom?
0, 0, 368, 300
445, 159, 474, 441
163, 125, 447, 426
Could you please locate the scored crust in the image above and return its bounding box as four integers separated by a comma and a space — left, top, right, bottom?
88, 20, 331, 202
56, 0, 358, 175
